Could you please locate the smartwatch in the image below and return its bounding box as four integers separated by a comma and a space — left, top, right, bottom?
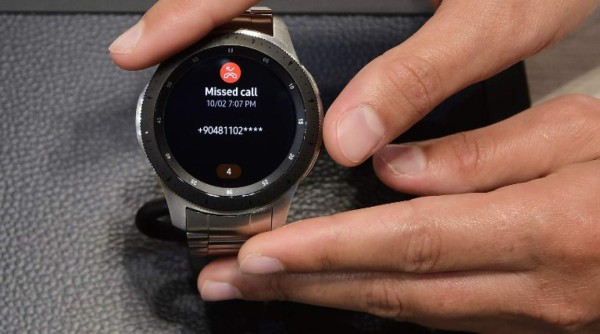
136, 7, 323, 266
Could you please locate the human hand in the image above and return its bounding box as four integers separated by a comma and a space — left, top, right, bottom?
109, 0, 259, 70
322, 0, 598, 167
110, 0, 600, 332
198, 95, 600, 333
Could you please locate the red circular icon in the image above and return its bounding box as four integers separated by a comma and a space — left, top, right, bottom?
220, 62, 241, 84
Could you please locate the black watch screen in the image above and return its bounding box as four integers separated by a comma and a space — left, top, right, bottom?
163, 48, 298, 189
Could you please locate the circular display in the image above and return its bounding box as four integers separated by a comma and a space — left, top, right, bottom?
163, 48, 297, 189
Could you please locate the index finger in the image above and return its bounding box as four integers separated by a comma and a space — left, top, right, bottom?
236, 179, 551, 275
109, 0, 259, 70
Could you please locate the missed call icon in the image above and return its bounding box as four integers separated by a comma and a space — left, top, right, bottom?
220, 62, 242, 84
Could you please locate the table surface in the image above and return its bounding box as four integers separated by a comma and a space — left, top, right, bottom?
0, 0, 433, 14
0, 1, 596, 101
526, 9, 600, 102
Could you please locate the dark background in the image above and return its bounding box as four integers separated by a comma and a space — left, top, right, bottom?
0, 1, 597, 334
0, 0, 433, 14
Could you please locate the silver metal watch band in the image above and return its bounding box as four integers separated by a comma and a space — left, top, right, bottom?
187, 208, 273, 256
186, 7, 277, 258
219, 7, 274, 36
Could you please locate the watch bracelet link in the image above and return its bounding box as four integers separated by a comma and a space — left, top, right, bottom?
218, 7, 274, 36
186, 7, 276, 260
186, 208, 273, 256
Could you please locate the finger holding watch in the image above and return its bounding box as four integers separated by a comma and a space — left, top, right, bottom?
323, 0, 598, 166
109, 0, 259, 70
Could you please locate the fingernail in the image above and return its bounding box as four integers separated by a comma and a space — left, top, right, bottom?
200, 280, 242, 301
378, 145, 427, 175
336, 105, 385, 163
109, 20, 144, 54
240, 255, 284, 274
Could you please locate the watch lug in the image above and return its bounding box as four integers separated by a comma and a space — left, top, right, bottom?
272, 17, 298, 60
158, 179, 188, 231
272, 185, 298, 229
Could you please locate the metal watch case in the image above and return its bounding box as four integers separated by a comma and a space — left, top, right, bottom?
136, 18, 322, 231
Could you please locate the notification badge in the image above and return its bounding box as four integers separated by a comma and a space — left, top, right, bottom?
220, 62, 241, 84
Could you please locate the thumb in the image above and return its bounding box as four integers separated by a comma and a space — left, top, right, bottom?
323, 0, 598, 166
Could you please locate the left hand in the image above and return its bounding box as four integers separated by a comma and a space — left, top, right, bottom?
198, 95, 600, 334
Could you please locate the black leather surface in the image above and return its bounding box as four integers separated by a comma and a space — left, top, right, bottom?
0, 0, 434, 14
0, 13, 525, 333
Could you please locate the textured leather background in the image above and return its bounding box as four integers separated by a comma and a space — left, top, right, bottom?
0, 13, 524, 333
0, 0, 434, 14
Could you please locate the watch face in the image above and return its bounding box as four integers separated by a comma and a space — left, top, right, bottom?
164, 52, 297, 189
141, 33, 321, 211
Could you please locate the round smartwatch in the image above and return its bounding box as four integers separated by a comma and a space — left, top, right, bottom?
136, 7, 323, 264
